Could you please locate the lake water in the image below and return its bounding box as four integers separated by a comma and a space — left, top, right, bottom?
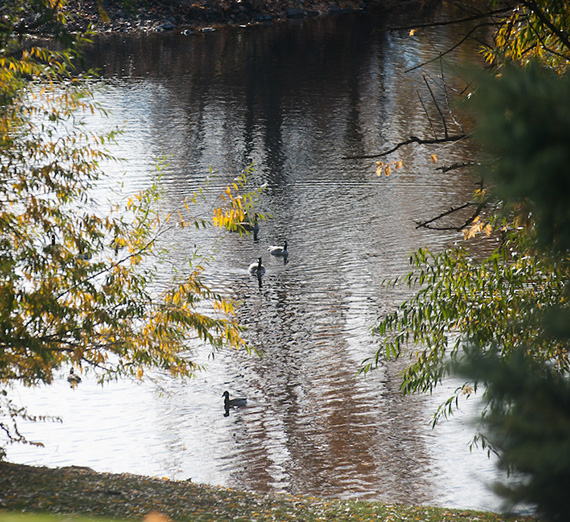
6, 5, 508, 512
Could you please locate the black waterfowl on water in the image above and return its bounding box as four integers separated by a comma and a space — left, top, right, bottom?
268, 240, 288, 257
222, 391, 247, 409
67, 367, 82, 388
248, 257, 266, 276
239, 213, 260, 239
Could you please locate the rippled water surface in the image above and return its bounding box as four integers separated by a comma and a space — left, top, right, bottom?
7, 6, 506, 511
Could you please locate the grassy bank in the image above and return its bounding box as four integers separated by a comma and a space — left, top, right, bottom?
0, 462, 536, 521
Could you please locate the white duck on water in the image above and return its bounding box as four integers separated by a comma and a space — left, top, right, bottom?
268, 240, 288, 257
248, 257, 266, 276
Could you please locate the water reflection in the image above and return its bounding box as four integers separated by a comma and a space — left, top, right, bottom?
6, 7, 505, 512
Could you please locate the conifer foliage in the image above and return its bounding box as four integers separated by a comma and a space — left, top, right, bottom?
367, 2, 570, 518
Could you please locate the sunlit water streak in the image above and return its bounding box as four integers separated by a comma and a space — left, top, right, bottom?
6, 7, 510, 512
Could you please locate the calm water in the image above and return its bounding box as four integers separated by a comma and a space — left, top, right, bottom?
7, 6, 507, 511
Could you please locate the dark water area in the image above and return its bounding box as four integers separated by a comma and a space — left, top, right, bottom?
7, 6, 508, 512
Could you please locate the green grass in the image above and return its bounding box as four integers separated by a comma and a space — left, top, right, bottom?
0, 516, 118, 522
0, 505, 536, 522
0, 462, 537, 521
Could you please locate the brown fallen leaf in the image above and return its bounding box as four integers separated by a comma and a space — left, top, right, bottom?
144, 511, 172, 522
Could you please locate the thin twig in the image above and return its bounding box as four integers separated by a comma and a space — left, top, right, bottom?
342, 134, 468, 160
416, 200, 486, 231
440, 60, 464, 135
379, 5, 516, 33
417, 90, 437, 140
415, 201, 473, 229
435, 161, 477, 173
406, 23, 496, 73
423, 75, 448, 138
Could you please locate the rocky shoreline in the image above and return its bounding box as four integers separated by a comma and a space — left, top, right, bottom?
63, 0, 396, 34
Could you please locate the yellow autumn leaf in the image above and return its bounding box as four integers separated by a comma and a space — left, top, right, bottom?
395, 161, 403, 170
430, 154, 437, 164
463, 222, 479, 240
409, 29, 416, 37
384, 165, 391, 176
376, 161, 384, 176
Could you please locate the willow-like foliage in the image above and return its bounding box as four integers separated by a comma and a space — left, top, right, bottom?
366, 231, 570, 419
0, 0, 262, 449
484, 0, 570, 71
366, 6, 570, 516
366, 63, 570, 426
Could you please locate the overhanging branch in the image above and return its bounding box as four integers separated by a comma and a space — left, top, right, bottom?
342, 134, 468, 160
522, 0, 570, 53
380, 5, 516, 33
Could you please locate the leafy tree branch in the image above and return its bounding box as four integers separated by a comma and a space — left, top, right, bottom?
0, 0, 263, 450
363, 16, 570, 512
